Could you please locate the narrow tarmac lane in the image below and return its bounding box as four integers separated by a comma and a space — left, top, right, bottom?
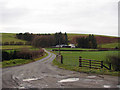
2, 49, 119, 89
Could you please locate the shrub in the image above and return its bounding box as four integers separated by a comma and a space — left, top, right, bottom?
105, 54, 120, 71
2, 49, 44, 61
2, 50, 10, 61
10, 41, 15, 45
2, 50, 19, 61
25, 42, 31, 45
17, 48, 44, 59
4, 42, 9, 45
15, 42, 24, 45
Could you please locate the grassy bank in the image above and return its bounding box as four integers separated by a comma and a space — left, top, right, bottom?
2, 33, 26, 43
2, 52, 48, 68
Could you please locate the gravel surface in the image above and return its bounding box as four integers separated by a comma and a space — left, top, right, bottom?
2, 49, 119, 89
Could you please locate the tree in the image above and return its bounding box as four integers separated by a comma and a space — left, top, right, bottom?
76, 34, 97, 49
54, 32, 68, 45
64, 32, 68, 45
32, 35, 55, 48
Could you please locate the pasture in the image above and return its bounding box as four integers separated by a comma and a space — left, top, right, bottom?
2, 45, 32, 50
47, 48, 119, 66
2, 33, 26, 43
47, 48, 97, 51
51, 47, 119, 76
60, 51, 119, 66
99, 43, 119, 48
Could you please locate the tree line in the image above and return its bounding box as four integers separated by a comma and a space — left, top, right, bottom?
76, 34, 97, 49
16, 32, 69, 47
16, 32, 97, 49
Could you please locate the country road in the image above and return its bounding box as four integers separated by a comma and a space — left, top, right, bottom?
2, 49, 119, 89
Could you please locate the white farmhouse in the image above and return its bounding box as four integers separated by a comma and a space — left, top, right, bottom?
69, 44, 75, 48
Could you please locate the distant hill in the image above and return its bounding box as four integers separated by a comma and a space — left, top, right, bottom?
67, 33, 119, 44
67, 33, 119, 48
2, 33, 119, 48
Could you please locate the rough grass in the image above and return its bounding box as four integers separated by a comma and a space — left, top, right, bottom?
2, 33, 26, 43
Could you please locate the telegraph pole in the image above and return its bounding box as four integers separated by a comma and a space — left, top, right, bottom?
59, 34, 61, 55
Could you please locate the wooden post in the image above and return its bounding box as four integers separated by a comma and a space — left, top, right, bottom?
56, 55, 58, 61
79, 56, 82, 67
89, 60, 91, 68
109, 63, 111, 70
101, 61, 103, 69
61, 55, 63, 64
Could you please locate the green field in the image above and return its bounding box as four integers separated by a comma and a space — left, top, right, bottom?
99, 43, 119, 48
47, 48, 119, 66
60, 51, 119, 66
2, 45, 32, 49
47, 48, 97, 51
52, 50, 119, 76
2, 33, 26, 43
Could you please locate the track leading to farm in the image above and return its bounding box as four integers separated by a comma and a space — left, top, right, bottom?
2, 49, 119, 89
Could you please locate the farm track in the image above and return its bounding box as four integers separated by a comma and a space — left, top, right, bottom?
2, 49, 119, 89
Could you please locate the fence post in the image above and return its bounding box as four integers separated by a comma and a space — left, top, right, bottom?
89, 60, 91, 68
79, 56, 82, 67
61, 55, 63, 64
109, 63, 111, 70
101, 61, 103, 69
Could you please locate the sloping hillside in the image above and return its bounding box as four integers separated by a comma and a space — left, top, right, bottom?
67, 34, 119, 48
2, 33, 26, 43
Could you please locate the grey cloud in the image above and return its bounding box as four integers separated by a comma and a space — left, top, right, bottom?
1, 8, 30, 24
0, 0, 118, 36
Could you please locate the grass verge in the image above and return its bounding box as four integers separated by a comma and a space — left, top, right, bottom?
2, 52, 48, 68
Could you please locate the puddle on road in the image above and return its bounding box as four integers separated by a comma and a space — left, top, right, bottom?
84, 79, 103, 82
23, 78, 41, 82
87, 76, 96, 78
18, 86, 25, 89
103, 85, 111, 88
117, 85, 120, 88
58, 78, 79, 83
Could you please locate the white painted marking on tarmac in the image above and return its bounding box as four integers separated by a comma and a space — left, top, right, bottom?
58, 78, 79, 83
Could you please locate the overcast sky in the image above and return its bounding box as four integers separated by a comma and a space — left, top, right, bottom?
0, 0, 119, 36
